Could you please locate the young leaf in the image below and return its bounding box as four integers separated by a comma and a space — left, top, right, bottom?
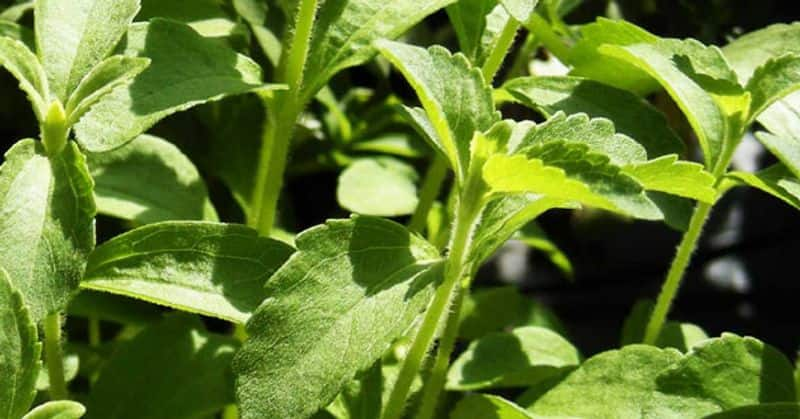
447, 326, 580, 390
447, 1, 515, 67
757, 131, 800, 178
337, 157, 419, 217
22, 401, 86, 419
623, 155, 717, 203
87, 135, 218, 224
459, 286, 567, 340
0, 140, 95, 322
503, 76, 685, 157
73, 19, 272, 152
375, 41, 499, 181
0, 268, 40, 419
34, 0, 140, 101
701, 403, 800, 419
0, 20, 35, 48
657, 334, 798, 409
725, 165, 800, 211
82, 221, 294, 324
0, 36, 48, 119
234, 216, 444, 419
85, 315, 238, 419
451, 394, 535, 419
746, 54, 800, 121
298, 0, 457, 98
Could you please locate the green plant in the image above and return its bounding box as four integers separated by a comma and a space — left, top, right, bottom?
1, 0, 799, 418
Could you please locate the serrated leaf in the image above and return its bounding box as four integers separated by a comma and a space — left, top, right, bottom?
376, 41, 499, 181
85, 315, 238, 419
746, 54, 800, 121
299, 0, 456, 98
452, 394, 534, 419
34, 0, 140, 101
234, 216, 443, 419
87, 135, 218, 224
726, 165, 800, 211
702, 403, 800, 419
459, 286, 567, 340
0, 268, 40, 419
623, 154, 717, 203
337, 157, 419, 217
723, 22, 800, 84
74, 19, 271, 152
22, 401, 85, 419
657, 334, 798, 409
503, 76, 685, 157
447, 326, 579, 391
757, 132, 800, 178
65, 55, 150, 125
82, 221, 293, 324
0, 36, 47, 119
0, 140, 95, 321
484, 141, 662, 220
498, 0, 540, 23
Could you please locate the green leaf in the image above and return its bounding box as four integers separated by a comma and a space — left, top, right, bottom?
528, 345, 720, 418
726, 165, 800, 211
484, 141, 662, 219
503, 76, 685, 157
621, 300, 709, 352
0, 140, 95, 321
657, 334, 798, 409
375, 41, 499, 181
459, 286, 567, 340
337, 157, 419, 217
0, 20, 34, 48
623, 154, 717, 203
757, 132, 800, 178
67, 290, 161, 325
452, 394, 535, 419
34, 0, 140, 101
0, 36, 48, 119
22, 401, 86, 419
137, 0, 246, 39
447, 326, 580, 390
85, 315, 238, 419
0, 268, 40, 419
73, 19, 271, 152
234, 216, 443, 419
299, 0, 456, 98
498, 0, 540, 23
326, 361, 383, 419
447, 0, 516, 68
723, 22, 800, 84
0, 2, 33, 22
514, 222, 573, 278
82, 221, 294, 324
36, 352, 79, 391
746, 54, 800, 121
64, 55, 150, 125
87, 134, 218, 224
702, 403, 800, 419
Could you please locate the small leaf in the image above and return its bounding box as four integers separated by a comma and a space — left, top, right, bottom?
234, 216, 443, 419
623, 154, 717, 203
34, 0, 140, 101
22, 401, 85, 419
0, 36, 48, 119
459, 286, 567, 340
85, 315, 238, 419
0, 268, 40, 419
36, 352, 79, 391
447, 326, 580, 390
701, 403, 800, 419
757, 132, 800, 178
376, 41, 499, 181
726, 165, 800, 211
514, 222, 573, 278
0, 20, 35, 48
451, 394, 535, 419
723, 22, 800, 84
74, 19, 272, 152
337, 157, 419, 217
503, 76, 685, 157
746, 54, 800, 121
0, 139, 95, 322
87, 134, 218, 224
82, 221, 294, 324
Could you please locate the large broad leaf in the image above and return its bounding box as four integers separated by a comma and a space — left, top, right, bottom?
234, 216, 443, 419
0, 36, 48, 119
298, 0, 456, 98
82, 221, 294, 324
337, 157, 419, 217
701, 403, 800, 419
22, 401, 86, 419
451, 394, 534, 419
503, 76, 685, 157
726, 165, 800, 211
459, 286, 567, 340
34, 0, 140, 101
87, 135, 218, 224
0, 140, 95, 321
375, 41, 499, 181
74, 19, 271, 152
623, 155, 717, 203
746, 54, 800, 121
722, 22, 800, 84
757, 131, 800, 178
85, 315, 238, 419
0, 269, 40, 419
447, 326, 580, 391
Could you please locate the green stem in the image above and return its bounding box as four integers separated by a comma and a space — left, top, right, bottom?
409, 156, 448, 233
88, 317, 100, 347
481, 18, 520, 83
526, 14, 572, 64
281, 0, 319, 91
44, 313, 68, 400
643, 201, 713, 345
415, 283, 467, 419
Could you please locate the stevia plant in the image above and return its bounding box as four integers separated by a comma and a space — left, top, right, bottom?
1, 0, 800, 419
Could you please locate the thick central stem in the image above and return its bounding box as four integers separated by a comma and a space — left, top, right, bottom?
44, 313, 68, 400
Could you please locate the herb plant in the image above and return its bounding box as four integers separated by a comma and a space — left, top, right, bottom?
1, 0, 799, 418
